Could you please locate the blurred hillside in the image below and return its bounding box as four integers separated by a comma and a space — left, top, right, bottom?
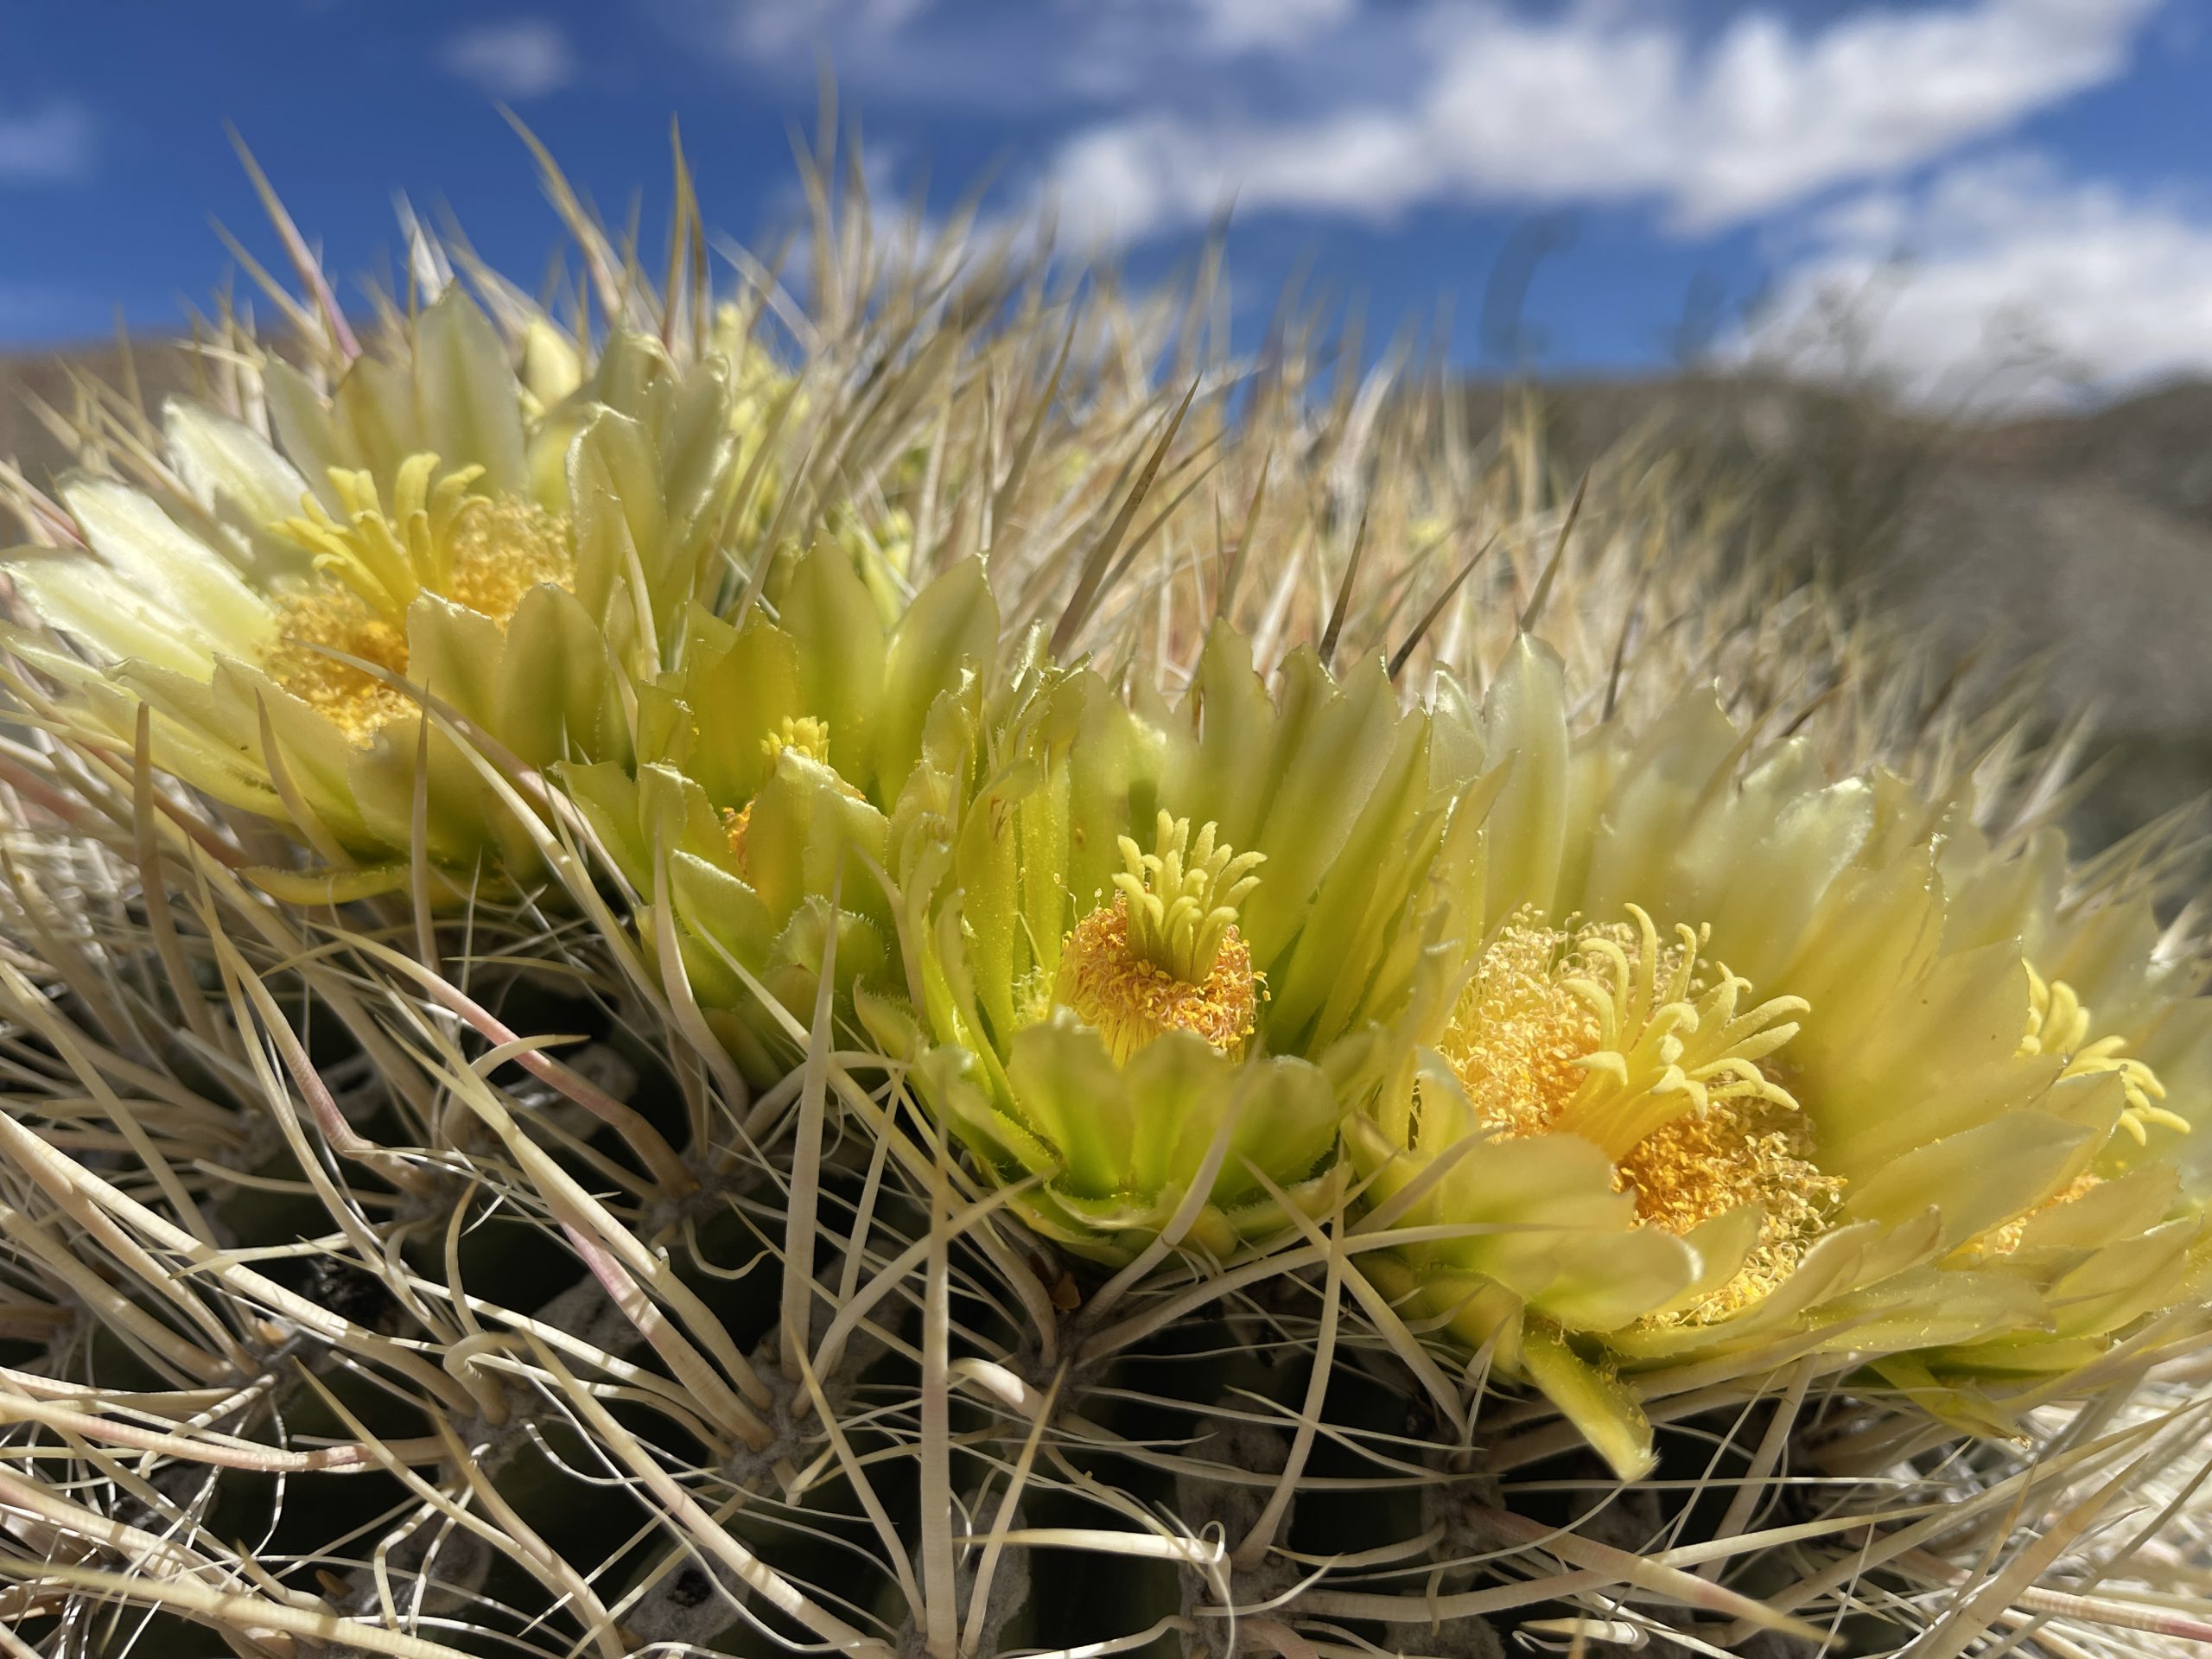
1485, 376, 2212, 853
6, 340, 2209, 852
0, 340, 202, 474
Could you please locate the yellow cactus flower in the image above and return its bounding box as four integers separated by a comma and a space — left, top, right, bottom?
558, 546, 999, 1084
1350, 636, 2206, 1477
874, 621, 1466, 1268
2, 293, 746, 892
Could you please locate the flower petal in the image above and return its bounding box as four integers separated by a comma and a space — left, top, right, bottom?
414, 289, 528, 497
60, 479, 275, 652
878, 557, 997, 807
7, 555, 217, 676
1841, 1111, 2096, 1252
162, 398, 314, 573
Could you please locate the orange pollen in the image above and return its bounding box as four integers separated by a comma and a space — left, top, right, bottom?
723, 803, 754, 869
1977, 1171, 2102, 1256
1054, 894, 1260, 1065
1622, 1098, 1842, 1323
262, 590, 413, 744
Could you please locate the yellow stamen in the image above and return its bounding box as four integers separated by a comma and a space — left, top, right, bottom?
2022, 966, 2187, 1145
275, 456, 486, 625
764, 715, 834, 766
1623, 1099, 1839, 1321
1114, 810, 1266, 983
1052, 813, 1263, 1064
1442, 907, 1840, 1325
1443, 918, 1605, 1140
262, 590, 412, 743
443, 496, 574, 619
262, 475, 572, 746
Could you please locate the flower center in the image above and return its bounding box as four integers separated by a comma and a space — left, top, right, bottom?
261, 591, 414, 745
2020, 966, 2184, 1146
262, 459, 571, 745
723, 717, 855, 870
1441, 907, 1841, 1324
1052, 812, 1263, 1065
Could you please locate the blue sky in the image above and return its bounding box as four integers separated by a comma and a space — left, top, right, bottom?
2, 0, 2207, 405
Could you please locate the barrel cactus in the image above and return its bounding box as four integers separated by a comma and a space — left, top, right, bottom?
1, 137, 2207, 1659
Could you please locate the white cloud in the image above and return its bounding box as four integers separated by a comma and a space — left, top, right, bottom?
1192, 0, 1358, 53
1041, 0, 2160, 246
439, 18, 580, 100
697, 0, 1343, 72
1051, 111, 1429, 245
709, 0, 935, 59
672, 0, 1393, 113
1736, 155, 2212, 409
0, 100, 95, 183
